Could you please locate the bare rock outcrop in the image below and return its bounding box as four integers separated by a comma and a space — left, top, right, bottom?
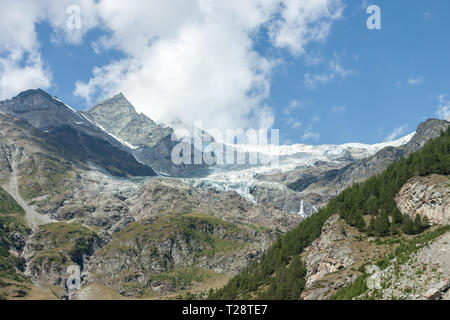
395, 174, 449, 225
303, 214, 356, 289
129, 178, 301, 232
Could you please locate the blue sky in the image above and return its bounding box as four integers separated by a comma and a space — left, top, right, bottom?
269, 0, 450, 144
1, 0, 449, 145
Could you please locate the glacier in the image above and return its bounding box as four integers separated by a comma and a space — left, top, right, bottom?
184, 132, 415, 205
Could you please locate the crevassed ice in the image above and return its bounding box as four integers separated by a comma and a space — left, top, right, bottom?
189, 132, 415, 207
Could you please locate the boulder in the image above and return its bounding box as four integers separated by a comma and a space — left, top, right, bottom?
423, 288, 442, 300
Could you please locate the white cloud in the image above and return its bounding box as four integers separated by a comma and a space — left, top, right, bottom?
76, 20, 276, 130
79, 0, 341, 128
385, 125, 407, 142
436, 95, 450, 121
301, 119, 320, 142
302, 131, 320, 142
0, 0, 344, 131
304, 73, 334, 90
329, 54, 353, 78
304, 53, 354, 89
0, 0, 98, 99
408, 76, 423, 86
304, 53, 323, 66
268, 0, 344, 55
288, 99, 301, 108
283, 99, 304, 115
72, 0, 345, 131
0, 1, 47, 99
331, 105, 346, 113
0, 52, 52, 99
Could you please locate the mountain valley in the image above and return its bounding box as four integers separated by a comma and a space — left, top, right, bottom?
0, 89, 448, 300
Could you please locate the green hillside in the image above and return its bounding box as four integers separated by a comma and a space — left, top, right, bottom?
209, 127, 450, 300
0, 186, 30, 294
0, 186, 24, 215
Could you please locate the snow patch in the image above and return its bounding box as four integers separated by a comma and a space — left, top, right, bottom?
52, 96, 84, 120
94, 121, 139, 150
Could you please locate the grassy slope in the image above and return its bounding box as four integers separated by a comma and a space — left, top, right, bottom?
30, 222, 98, 267
331, 225, 450, 300
0, 186, 30, 299
93, 212, 251, 298
1, 186, 98, 300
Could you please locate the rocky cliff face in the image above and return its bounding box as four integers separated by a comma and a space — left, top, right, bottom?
129, 178, 300, 232
83, 93, 172, 148
395, 175, 449, 225
299, 174, 449, 300
0, 113, 81, 200
83, 93, 207, 176
0, 91, 156, 177
402, 119, 450, 157
249, 182, 324, 217
22, 222, 102, 299
0, 89, 121, 149
303, 215, 356, 289
249, 162, 343, 215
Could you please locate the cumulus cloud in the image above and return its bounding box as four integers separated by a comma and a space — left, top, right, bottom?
0, 52, 52, 99
0, 0, 98, 99
0, 1, 47, 99
0, 0, 344, 131
268, 0, 344, 55
436, 94, 450, 121
72, 0, 344, 131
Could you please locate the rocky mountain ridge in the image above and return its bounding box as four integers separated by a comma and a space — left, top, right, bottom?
83, 93, 208, 175
0, 90, 156, 177
0, 113, 299, 299
0, 89, 448, 301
